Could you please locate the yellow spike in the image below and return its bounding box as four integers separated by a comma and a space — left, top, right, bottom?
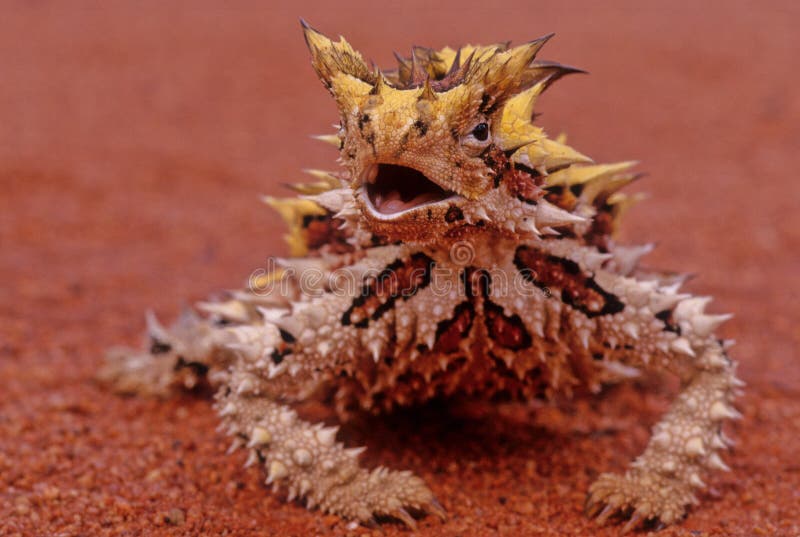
496, 82, 548, 151
545, 161, 636, 187
503, 38, 549, 75
418, 78, 437, 102
538, 138, 593, 168
283, 169, 340, 195
580, 171, 640, 205
496, 123, 543, 153
301, 20, 333, 52
555, 132, 568, 144
263, 196, 327, 256
301, 20, 372, 88
604, 173, 639, 194
303, 169, 341, 186
303, 169, 339, 182
301, 21, 375, 111
263, 196, 327, 220
311, 133, 340, 148
373, 70, 389, 95
512, 137, 592, 171
284, 182, 335, 195
473, 36, 552, 101
249, 268, 288, 291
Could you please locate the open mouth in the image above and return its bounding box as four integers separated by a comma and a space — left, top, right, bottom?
363, 163, 456, 217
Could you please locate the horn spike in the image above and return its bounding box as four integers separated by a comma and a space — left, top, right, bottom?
393, 50, 409, 69
526, 61, 588, 91
392, 51, 411, 85
435, 47, 478, 90
371, 67, 388, 95
534, 60, 588, 76
466, 38, 552, 106
298, 17, 315, 37
530, 32, 555, 51
300, 20, 373, 90
419, 77, 437, 101
310, 133, 341, 148
448, 47, 463, 74
410, 47, 427, 85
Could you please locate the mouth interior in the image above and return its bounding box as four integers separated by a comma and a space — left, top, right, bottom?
365, 164, 454, 215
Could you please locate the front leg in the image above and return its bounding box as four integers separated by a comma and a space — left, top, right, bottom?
219, 319, 444, 528
584, 286, 743, 531
587, 345, 741, 531
215, 390, 440, 528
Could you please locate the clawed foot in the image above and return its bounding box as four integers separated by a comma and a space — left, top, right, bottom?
322, 467, 446, 530
586, 471, 696, 533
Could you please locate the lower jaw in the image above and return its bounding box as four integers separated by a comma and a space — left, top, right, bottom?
356, 196, 482, 246
361, 216, 443, 244
360, 188, 459, 221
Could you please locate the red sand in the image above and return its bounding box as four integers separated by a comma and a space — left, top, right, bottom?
1, 3, 798, 536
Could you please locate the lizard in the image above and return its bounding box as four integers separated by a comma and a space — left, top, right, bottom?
99, 20, 743, 532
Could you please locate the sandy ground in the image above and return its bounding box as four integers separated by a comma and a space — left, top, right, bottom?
1, 2, 799, 536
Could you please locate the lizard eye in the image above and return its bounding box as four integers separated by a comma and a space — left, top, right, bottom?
461, 121, 492, 155
471, 122, 489, 141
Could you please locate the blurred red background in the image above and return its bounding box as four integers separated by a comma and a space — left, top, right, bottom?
1, 2, 798, 536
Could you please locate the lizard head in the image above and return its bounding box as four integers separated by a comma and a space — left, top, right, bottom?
302, 22, 603, 244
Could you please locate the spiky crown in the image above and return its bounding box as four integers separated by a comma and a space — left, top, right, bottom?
300, 20, 587, 167
264, 22, 642, 254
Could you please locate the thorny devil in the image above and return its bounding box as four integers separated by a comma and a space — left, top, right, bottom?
100, 21, 744, 533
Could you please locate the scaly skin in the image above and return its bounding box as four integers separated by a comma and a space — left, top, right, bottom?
99, 21, 743, 532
